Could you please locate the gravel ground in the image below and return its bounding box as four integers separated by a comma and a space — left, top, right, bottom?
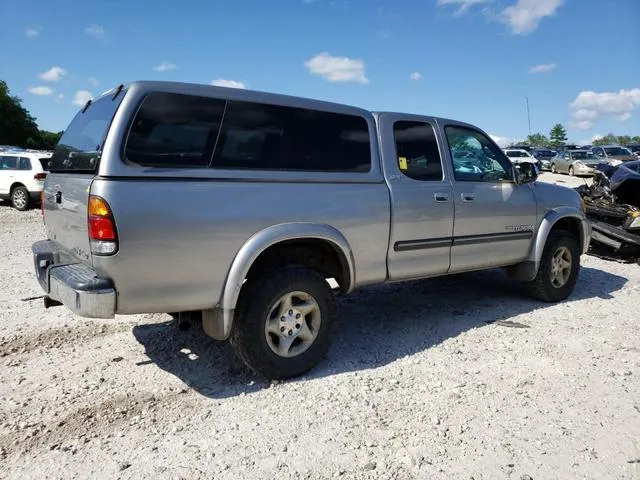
1, 172, 639, 480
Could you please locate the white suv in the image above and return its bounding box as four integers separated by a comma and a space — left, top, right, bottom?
0, 151, 52, 210
502, 148, 537, 165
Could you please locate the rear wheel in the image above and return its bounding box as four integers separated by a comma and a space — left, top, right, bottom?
551, 163, 557, 173
525, 230, 580, 302
11, 186, 30, 211
569, 166, 575, 176
230, 266, 338, 379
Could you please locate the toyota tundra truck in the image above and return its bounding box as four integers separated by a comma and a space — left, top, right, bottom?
32, 81, 590, 379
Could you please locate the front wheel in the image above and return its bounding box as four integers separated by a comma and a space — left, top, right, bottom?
551, 163, 557, 173
569, 166, 575, 176
230, 266, 338, 379
524, 230, 581, 302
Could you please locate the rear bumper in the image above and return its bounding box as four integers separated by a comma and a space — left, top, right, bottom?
32, 240, 116, 318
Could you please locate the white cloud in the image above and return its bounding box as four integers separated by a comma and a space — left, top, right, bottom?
25, 27, 40, 38
437, 0, 489, 15
211, 79, 246, 89
304, 52, 369, 84
568, 120, 594, 131
88, 77, 100, 87
73, 90, 94, 107
529, 63, 556, 74
500, 0, 564, 35
28, 86, 54, 96
153, 61, 177, 72
39, 66, 68, 82
84, 24, 105, 39
410, 72, 423, 81
569, 88, 640, 129
490, 134, 516, 147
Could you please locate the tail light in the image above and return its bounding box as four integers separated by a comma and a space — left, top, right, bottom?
34, 172, 47, 180
88, 195, 118, 255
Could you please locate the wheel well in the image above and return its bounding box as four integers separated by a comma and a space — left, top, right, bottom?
245, 239, 350, 292
552, 217, 582, 245
10, 182, 26, 193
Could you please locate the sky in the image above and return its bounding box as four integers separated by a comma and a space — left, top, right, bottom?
1, 0, 639, 146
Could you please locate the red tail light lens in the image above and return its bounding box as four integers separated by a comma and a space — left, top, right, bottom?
34, 173, 47, 180
88, 195, 118, 255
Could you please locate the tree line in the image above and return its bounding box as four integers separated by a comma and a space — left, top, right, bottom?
0, 80, 63, 150
510, 123, 640, 149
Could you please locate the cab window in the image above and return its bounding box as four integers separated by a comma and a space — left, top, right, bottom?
444, 126, 512, 182
392, 121, 443, 181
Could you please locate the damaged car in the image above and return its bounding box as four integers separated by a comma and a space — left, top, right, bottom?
576, 160, 640, 262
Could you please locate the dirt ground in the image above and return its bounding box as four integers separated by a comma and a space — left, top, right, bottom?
1, 172, 639, 479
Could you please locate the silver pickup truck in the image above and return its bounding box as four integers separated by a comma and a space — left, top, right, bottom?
32, 81, 590, 379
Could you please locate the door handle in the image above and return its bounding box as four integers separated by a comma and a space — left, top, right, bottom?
461, 193, 476, 202
434, 192, 449, 202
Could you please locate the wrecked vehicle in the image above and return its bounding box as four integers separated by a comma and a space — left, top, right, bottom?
577, 160, 640, 262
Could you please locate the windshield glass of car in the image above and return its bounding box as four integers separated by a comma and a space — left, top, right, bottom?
507, 151, 528, 157
572, 151, 597, 160
604, 147, 632, 156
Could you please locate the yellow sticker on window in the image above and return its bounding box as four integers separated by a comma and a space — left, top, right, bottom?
399, 157, 408, 170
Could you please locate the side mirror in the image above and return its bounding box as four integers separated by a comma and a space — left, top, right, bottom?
515, 162, 538, 184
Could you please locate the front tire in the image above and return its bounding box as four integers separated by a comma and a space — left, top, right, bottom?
11, 186, 30, 211
231, 266, 338, 380
569, 166, 575, 176
551, 163, 557, 173
525, 230, 580, 302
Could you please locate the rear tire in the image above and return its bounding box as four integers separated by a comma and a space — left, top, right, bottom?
551, 163, 557, 173
11, 186, 30, 211
230, 266, 338, 380
525, 230, 580, 302
569, 166, 575, 176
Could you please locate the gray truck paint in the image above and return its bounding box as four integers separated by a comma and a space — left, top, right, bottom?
35, 81, 590, 340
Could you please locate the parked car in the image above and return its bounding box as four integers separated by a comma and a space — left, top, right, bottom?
591, 145, 636, 165
624, 144, 640, 157
0, 151, 52, 210
31, 81, 590, 379
503, 148, 538, 166
550, 150, 602, 176
531, 148, 555, 171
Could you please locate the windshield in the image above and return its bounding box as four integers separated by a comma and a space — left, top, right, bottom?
572, 151, 598, 160
506, 151, 529, 157
535, 150, 553, 157
604, 147, 632, 156
47, 90, 125, 173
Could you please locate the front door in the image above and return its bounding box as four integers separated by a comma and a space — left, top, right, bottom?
0, 155, 18, 196
441, 124, 538, 272
380, 115, 454, 280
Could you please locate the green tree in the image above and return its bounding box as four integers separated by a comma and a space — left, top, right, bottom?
549, 124, 568, 149
0, 80, 40, 147
38, 130, 63, 150
526, 133, 549, 147
593, 133, 619, 146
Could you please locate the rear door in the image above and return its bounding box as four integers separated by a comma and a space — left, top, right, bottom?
441, 124, 537, 272
44, 92, 126, 263
379, 114, 454, 280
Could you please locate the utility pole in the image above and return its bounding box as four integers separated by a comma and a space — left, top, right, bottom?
526, 96, 532, 137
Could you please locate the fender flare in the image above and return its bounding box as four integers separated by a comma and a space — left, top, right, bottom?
203, 223, 356, 340
507, 207, 590, 282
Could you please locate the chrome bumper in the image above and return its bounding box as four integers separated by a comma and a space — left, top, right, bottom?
32, 240, 116, 318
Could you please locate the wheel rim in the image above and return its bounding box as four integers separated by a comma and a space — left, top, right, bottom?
550, 246, 572, 288
551, 164, 556, 173
12, 189, 27, 209
264, 291, 321, 358
569, 167, 574, 176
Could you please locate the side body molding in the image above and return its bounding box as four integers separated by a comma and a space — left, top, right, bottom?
506, 206, 591, 282
203, 223, 356, 341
